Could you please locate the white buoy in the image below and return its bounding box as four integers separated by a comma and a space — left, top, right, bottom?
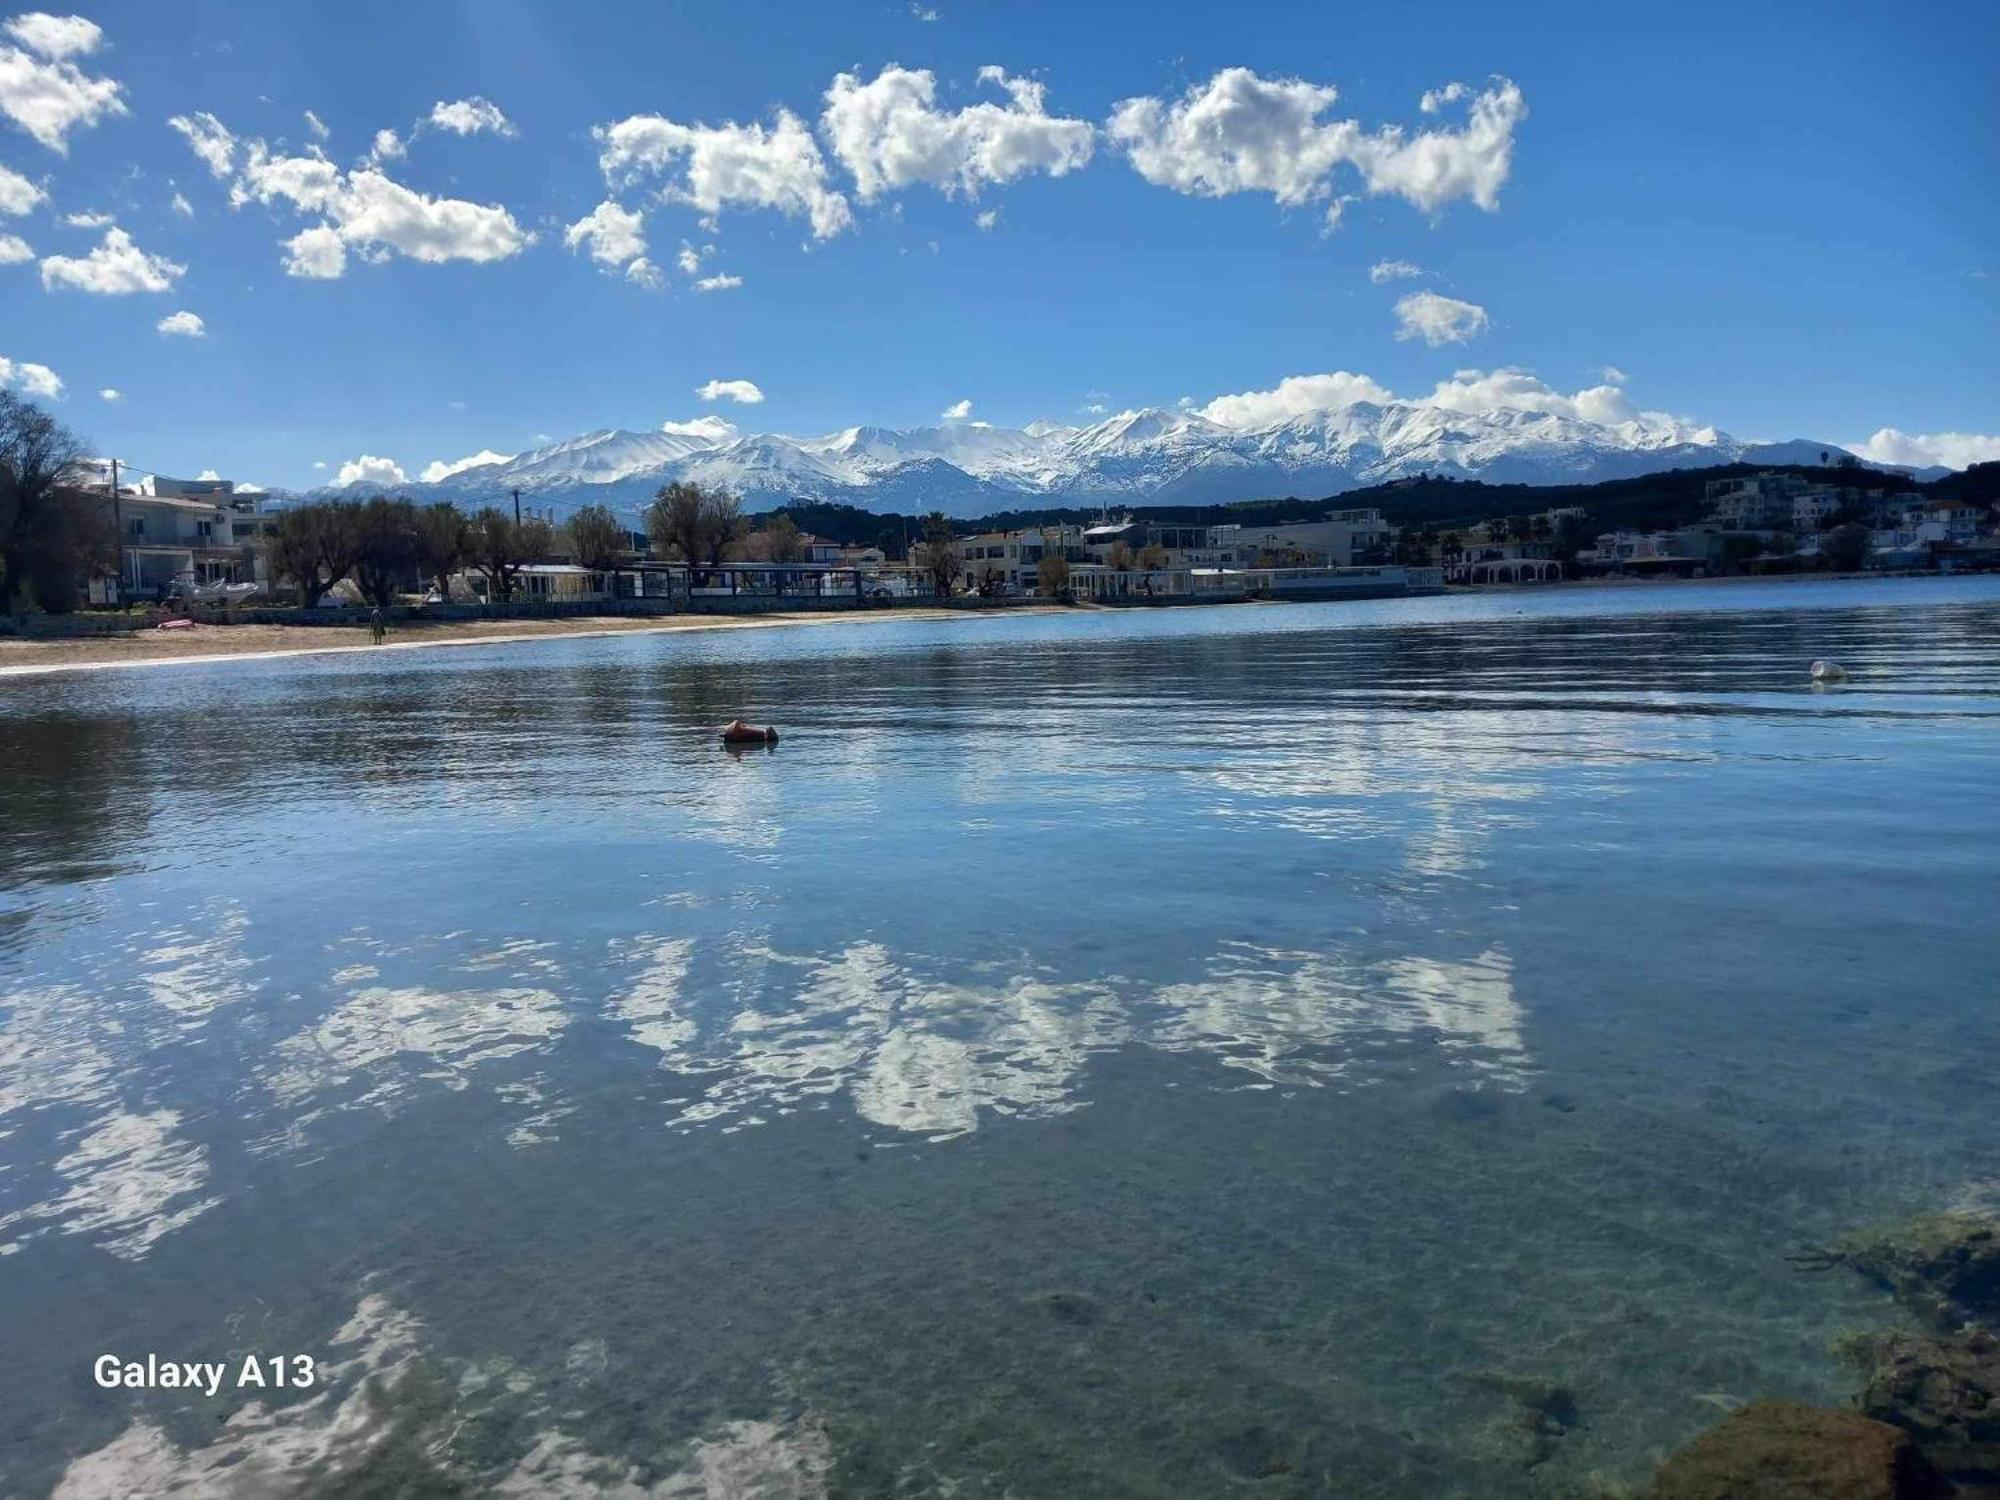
1810, 660, 1848, 683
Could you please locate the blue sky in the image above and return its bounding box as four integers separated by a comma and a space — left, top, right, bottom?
1, 0, 1995, 490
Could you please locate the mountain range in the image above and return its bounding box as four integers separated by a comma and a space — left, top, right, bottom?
314, 402, 1895, 522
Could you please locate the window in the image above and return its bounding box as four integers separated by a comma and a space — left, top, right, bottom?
128, 519, 144, 537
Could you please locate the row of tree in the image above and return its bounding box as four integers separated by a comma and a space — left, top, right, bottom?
266, 482, 806, 606
266, 498, 571, 607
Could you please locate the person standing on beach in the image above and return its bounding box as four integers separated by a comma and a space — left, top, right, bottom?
369, 607, 386, 646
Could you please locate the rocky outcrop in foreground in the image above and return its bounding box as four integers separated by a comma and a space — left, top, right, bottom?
1647, 1209, 2000, 1498
1648, 1400, 1949, 1500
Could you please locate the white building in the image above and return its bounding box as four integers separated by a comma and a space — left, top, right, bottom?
107, 477, 271, 598
957, 525, 1088, 594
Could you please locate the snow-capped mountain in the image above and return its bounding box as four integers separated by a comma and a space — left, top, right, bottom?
318, 404, 1867, 522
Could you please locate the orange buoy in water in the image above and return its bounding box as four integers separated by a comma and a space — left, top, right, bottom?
720, 719, 778, 744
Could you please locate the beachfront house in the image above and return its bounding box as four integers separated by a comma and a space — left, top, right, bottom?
95, 475, 272, 601
957, 525, 1089, 595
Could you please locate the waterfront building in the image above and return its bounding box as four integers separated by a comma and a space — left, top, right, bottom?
957, 525, 1088, 594
1705, 473, 1811, 528
1578, 527, 1731, 576
94, 475, 271, 600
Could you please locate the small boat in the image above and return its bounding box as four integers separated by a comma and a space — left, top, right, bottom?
720, 719, 778, 744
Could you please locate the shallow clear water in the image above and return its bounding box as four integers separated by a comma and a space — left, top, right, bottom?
2, 576, 1997, 1497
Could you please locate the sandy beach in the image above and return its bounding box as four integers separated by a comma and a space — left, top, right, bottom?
0, 605, 1064, 678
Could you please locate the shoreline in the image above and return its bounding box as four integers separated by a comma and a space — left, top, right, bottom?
0, 570, 1981, 679
0, 605, 1066, 679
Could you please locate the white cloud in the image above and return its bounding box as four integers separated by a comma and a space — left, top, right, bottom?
5, 13, 100, 58
1598, 364, 1628, 384
427, 97, 514, 137
181, 116, 532, 277
821, 65, 1094, 202
1198, 364, 1684, 434
318, 167, 531, 267
1082, 402, 1108, 415
1425, 367, 1639, 425
40, 227, 183, 293
156, 309, 205, 336
1369, 257, 1422, 282
1108, 69, 1525, 221
168, 111, 235, 178
676, 240, 704, 274
564, 198, 646, 269
335, 454, 407, 487
0, 160, 43, 212
1419, 82, 1469, 114
312, 460, 326, 470
60, 207, 108, 226
303, 108, 328, 141
230, 142, 342, 212
1109, 70, 1347, 207
418, 448, 512, 483
170, 190, 192, 217
1394, 289, 1489, 346
910, 2, 940, 18
1200, 371, 1394, 428
0, 11, 126, 151
624, 255, 663, 290
940, 397, 972, 420
196, 468, 220, 480
0, 230, 28, 262
596, 108, 851, 239
98, 385, 118, 400
1852, 428, 2000, 472
1348, 78, 1526, 214
282, 224, 344, 278
975, 207, 998, 230
0, 354, 62, 398
698, 378, 764, 404
693, 271, 741, 292
371, 127, 404, 162
661, 414, 737, 440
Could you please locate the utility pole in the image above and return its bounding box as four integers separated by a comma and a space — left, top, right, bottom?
109, 457, 124, 606
511, 487, 521, 525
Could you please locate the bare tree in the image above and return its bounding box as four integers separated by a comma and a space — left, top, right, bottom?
750, 513, 808, 564
467, 507, 553, 601
646, 481, 741, 585
1036, 552, 1072, 600
919, 511, 959, 597
563, 503, 627, 572
412, 501, 470, 600
0, 391, 93, 612
352, 497, 419, 607
266, 501, 362, 607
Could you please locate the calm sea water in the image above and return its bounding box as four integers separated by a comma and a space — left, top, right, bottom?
2, 576, 1997, 1497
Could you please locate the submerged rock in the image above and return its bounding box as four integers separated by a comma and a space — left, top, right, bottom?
1458, 1370, 1580, 1469
1027, 1289, 1101, 1327
1647, 1400, 1950, 1500
1213, 1424, 1297, 1481
1828, 1211, 2000, 1331
1844, 1326, 2000, 1485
